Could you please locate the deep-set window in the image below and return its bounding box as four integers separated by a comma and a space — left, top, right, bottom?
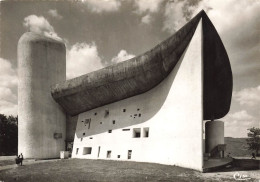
83, 147, 92, 155
133, 128, 141, 138
143, 127, 149, 138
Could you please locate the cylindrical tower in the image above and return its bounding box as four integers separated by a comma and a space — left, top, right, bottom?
18, 32, 66, 159
205, 120, 224, 153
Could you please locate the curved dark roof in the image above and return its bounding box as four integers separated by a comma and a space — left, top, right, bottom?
51, 10, 232, 119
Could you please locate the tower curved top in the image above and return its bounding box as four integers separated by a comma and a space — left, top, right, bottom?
50, 10, 232, 119
18, 32, 64, 47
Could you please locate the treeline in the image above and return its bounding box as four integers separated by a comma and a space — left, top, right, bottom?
0, 114, 18, 155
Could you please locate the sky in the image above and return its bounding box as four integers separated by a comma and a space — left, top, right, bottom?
0, 0, 259, 138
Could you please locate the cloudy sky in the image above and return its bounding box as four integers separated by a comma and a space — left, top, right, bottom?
0, 0, 259, 138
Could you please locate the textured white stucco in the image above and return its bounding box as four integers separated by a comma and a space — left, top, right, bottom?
18, 32, 66, 159
72, 20, 203, 170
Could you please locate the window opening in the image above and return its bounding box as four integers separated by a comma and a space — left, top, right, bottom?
98, 146, 101, 158
107, 151, 111, 158
143, 127, 149, 138
83, 147, 92, 155
133, 128, 141, 138
122, 129, 130, 131
128, 150, 132, 159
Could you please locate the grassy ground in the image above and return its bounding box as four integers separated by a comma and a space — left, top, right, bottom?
0, 158, 259, 182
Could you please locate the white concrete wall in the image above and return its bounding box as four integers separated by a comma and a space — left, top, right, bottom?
18, 33, 66, 159
72, 20, 203, 170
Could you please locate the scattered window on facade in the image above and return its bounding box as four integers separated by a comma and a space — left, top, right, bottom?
83, 133, 85, 136
139, 114, 141, 117
107, 151, 111, 158
118, 155, 120, 158
137, 108, 140, 111
122, 129, 130, 131
89, 137, 93, 139
76, 148, 79, 155
100, 122, 102, 124
143, 127, 149, 138
94, 112, 97, 115
128, 150, 132, 159
108, 130, 112, 133
83, 147, 92, 155
133, 128, 141, 138
81, 138, 83, 141
85, 119, 91, 129
105, 109, 109, 117
123, 109, 126, 112
112, 120, 115, 124
98, 146, 101, 158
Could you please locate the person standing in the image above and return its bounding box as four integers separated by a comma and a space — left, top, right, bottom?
19, 153, 24, 166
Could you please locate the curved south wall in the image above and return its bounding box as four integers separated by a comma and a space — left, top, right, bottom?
18, 32, 66, 159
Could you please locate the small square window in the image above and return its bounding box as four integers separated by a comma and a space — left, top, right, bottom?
83, 133, 85, 136
100, 122, 102, 124
94, 112, 97, 115
123, 109, 126, 112
89, 137, 93, 139
108, 130, 112, 133
117, 155, 120, 158
112, 120, 115, 124
139, 114, 141, 117
83, 147, 92, 155
133, 128, 141, 138
137, 108, 140, 111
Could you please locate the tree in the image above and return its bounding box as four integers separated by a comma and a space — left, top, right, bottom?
0, 114, 18, 155
246, 127, 260, 156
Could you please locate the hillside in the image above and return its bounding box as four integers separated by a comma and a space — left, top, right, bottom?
225, 137, 251, 157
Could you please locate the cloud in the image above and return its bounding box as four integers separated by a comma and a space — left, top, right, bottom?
83, 0, 121, 13
110, 50, 135, 64
0, 58, 18, 116
66, 42, 104, 79
134, 0, 164, 14
23, 15, 62, 40
141, 14, 152, 24
228, 110, 254, 121
224, 110, 258, 137
233, 85, 260, 106
48, 9, 63, 20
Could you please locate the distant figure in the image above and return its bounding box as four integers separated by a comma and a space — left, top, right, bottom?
18, 153, 24, 166
251, 152, 256, 159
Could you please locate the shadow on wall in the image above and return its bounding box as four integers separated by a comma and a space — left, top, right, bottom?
75, 48, 187, 138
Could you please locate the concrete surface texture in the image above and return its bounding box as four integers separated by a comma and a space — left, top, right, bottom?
51, 10, 232, 121
18, 32, 66, 159
72, 20, 203, 171
205, 120, 224, 153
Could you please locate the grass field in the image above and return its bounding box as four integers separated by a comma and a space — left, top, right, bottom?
0, 158, 259, 182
